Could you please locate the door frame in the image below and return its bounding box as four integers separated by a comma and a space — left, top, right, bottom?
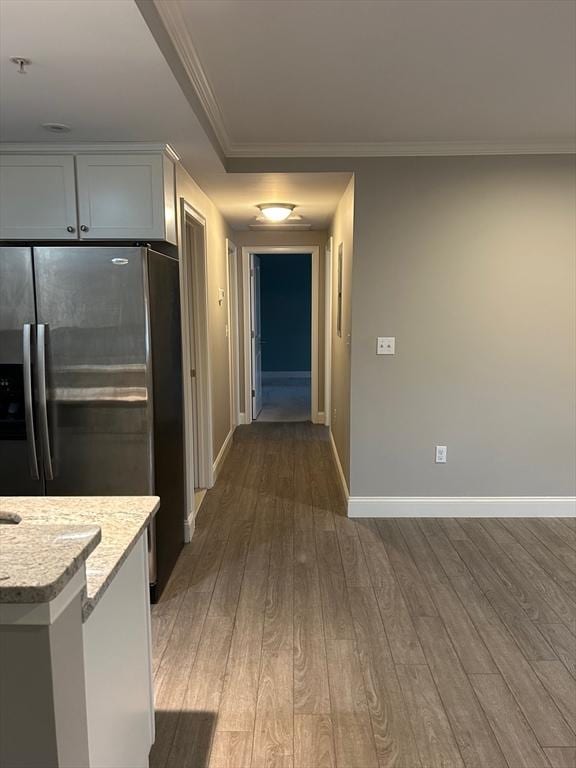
324, 237, 333, 427
250, 253, 263, 420
179, 199, 214, 536
240, 245, 321, 424
226, 239, 241, 429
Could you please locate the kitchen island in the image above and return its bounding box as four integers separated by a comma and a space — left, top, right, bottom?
0, 496, 159, 768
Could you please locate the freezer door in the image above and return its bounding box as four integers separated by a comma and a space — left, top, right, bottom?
0, 247, 43, 495
33, 247, 153, 495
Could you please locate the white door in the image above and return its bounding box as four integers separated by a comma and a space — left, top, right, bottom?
0, 155, 78, 240
251, 254, 263, 419
185, 220, 202, 490
76, 154, 165, 240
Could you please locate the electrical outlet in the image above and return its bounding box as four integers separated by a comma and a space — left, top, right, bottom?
435, 445, 447, 463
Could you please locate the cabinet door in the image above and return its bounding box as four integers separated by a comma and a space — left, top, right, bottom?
0, 155, 78, 239
76, 154, 166, 240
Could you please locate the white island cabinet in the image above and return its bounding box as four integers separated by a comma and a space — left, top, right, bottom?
0, 144, 177, 243
83, 533, 155, 768
0, 496, 159, 768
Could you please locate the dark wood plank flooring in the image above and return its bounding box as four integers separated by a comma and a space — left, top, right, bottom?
150, 422, 576, 768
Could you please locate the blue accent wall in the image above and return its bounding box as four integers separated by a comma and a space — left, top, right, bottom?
259, 253, 311, 372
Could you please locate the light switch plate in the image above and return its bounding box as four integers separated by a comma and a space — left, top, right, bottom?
377, 337, 395, 355
435, 445, 447, 463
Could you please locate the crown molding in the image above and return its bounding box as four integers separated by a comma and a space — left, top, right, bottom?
226, 140, 576, 158
153, 0, 232, 155
0, 142, 179, 158
148, 3, 575, 162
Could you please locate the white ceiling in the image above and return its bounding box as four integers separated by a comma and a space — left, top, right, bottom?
1, 0, 573, 230
0, 0, 348, 229
156, 0, 576, 155
0, 0, 223, 177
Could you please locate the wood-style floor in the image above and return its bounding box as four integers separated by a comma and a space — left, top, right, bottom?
150, 422, 576, 768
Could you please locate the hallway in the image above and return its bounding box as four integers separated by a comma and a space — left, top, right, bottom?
257, 375, 312, 423
150, 423, 576, 768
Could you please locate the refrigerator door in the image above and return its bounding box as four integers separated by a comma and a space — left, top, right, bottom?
33, 247, 153, 495
0, 247, 43, 495
146, 249, 184, 598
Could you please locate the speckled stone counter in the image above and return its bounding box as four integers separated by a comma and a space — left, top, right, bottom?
0, 523, 101, 604
0, 496, 159, 620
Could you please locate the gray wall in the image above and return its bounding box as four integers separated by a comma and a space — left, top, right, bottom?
176, 164, 234, 461
350, 155, 576, 497
259, 253, 312, 372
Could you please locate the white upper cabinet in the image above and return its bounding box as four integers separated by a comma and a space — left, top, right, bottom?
0, 155, 78, 239
76, 154, 176, 242
0, 146, 177, 244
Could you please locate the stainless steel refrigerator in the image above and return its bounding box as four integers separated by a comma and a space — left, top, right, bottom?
0, 246, 184, 600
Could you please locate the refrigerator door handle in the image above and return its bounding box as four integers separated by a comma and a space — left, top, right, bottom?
22, 323, 40, 480
36, 323, 54, 481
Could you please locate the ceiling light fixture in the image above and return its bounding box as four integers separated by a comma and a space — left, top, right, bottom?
257, 203, 295, 223
41, 122, 71, 134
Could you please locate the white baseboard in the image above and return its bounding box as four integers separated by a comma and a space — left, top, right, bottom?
184, 509, 195, 542
184, 489, 207, 542
329, 429, 350, 501
238, 412, 247, 425
348, 496, 576, 518
213, 426, 234, 481
313, 410, 325, 425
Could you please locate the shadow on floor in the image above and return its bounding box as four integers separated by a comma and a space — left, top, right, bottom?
154, 423, 347, 604
149, 710, 216, 768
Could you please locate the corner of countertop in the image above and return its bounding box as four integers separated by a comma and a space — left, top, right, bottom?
0, 524, 102, 605
0, 496, 161, 618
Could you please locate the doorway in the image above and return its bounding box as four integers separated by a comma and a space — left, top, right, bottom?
179, 200, 213, 537
242, 246, 320, 423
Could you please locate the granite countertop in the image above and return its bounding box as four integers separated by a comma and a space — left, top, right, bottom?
0, 523, 101, 604
0, 497, 159, 620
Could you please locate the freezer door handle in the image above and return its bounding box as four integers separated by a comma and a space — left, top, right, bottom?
36, 323, 54, 481
22, 324, 40, 480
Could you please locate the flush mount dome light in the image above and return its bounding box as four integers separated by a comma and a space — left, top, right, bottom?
257, 203, 295, 222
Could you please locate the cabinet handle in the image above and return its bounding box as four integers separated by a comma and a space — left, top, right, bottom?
66, 225, 76, 233
80, 225, 89, 232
